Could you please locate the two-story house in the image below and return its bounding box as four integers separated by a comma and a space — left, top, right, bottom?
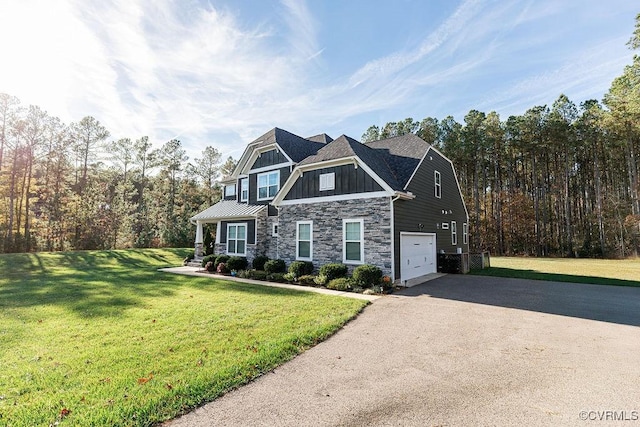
190, 127, 469, 285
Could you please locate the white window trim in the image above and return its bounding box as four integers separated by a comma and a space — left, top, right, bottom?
257, 170, 280, 201
240, 178, 248, 202
226, 223, 247, 256
463, 223, 468, 245
319, 172, 335, 191
296, 221, 313, 261
451, 221, 457, 246
343, 218, 364, 264
225, 184, 236, 198
434, 171, 441, 199
272, 223, 279, 237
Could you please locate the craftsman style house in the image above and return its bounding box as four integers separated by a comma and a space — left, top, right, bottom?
191, 127, 468, 285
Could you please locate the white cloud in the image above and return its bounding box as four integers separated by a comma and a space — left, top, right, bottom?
1, 0, 636, 162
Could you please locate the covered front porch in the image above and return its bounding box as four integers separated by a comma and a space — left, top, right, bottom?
190, 200, 269, 263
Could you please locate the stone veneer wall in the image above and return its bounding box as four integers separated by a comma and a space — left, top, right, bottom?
277, 197, 392, 276
263, 216, 279, 260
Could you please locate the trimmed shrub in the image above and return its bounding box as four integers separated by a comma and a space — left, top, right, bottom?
264, 259, 286, 274
298, 275, 316, 286
371, 285, 385, 294
326, 277, 352, 291
204, 261, 216, 272
319, 263, 348, 280
216, 262, 229, 274
227, 256, 248, 271
267, 273, 287, 283
201, 254, 217, 268
214, 254, 230, 267
252, 255, 269, 271
283, 272, 297, 282
288, 261, 314, 278
237, 269, 251, 279
380, 275, 393, 291
314, 274, 328, 286
352, 264, 382, 288
183, 251, 195, 265
246, 270, 268, 281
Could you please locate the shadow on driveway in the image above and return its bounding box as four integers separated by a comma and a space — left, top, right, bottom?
397, 274, 640, 327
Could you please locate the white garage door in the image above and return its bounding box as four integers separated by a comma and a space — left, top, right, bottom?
400, 233, 437, 283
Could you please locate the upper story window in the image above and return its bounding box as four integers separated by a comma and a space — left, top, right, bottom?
240, 178, 248, 202
451, 221, 457, 246
319, 172, 335, 191
434, 171, 441, 199
463, 223, 468, 245
225, 184, 236, 198
257, 170, 280, 201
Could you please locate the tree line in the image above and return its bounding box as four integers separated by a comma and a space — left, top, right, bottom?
2, 14, 639, 258
0, 97, 236, 253
361, 15, 640, 258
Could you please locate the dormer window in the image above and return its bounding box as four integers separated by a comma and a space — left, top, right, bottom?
257, 170, 280, 201
240, 178, 248, 202
225, 184, 236, 198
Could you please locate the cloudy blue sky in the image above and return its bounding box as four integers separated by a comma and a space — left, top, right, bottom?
0, 0, 637, 161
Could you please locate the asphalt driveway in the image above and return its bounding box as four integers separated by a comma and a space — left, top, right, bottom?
167, 275, 640, 426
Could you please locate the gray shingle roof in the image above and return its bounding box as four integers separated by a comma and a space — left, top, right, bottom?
190, 200, 265, 221
305, 133, 334, 144
298, 133, 430, 191
366, 134, 431, 189
248, 127, 326, 163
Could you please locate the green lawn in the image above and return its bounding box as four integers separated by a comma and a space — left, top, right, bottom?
471, 256, 640, 287
0, 249, 368, 426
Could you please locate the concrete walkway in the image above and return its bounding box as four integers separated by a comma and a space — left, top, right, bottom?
166, 274, 640, 426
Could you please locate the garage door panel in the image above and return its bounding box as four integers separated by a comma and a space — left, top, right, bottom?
400, 233, 436, 282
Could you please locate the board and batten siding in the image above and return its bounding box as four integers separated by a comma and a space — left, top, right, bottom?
250, 148, 288, 170
244, 166, 291, 205
284, 164, 383, 200
393, 148, 468, 279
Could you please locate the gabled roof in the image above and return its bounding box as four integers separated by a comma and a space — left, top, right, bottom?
305, 133, 334, 144
248, 127, 326, 163
230, 128, 326, 178
297, 134, 429, 191
190, 200, 265, 222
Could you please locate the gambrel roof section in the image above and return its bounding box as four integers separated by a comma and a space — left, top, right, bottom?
365, 133, 431, 189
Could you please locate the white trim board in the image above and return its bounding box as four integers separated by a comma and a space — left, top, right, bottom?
276, 191, 391, 206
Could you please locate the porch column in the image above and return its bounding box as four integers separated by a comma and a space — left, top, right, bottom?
195, 220, 204, 258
